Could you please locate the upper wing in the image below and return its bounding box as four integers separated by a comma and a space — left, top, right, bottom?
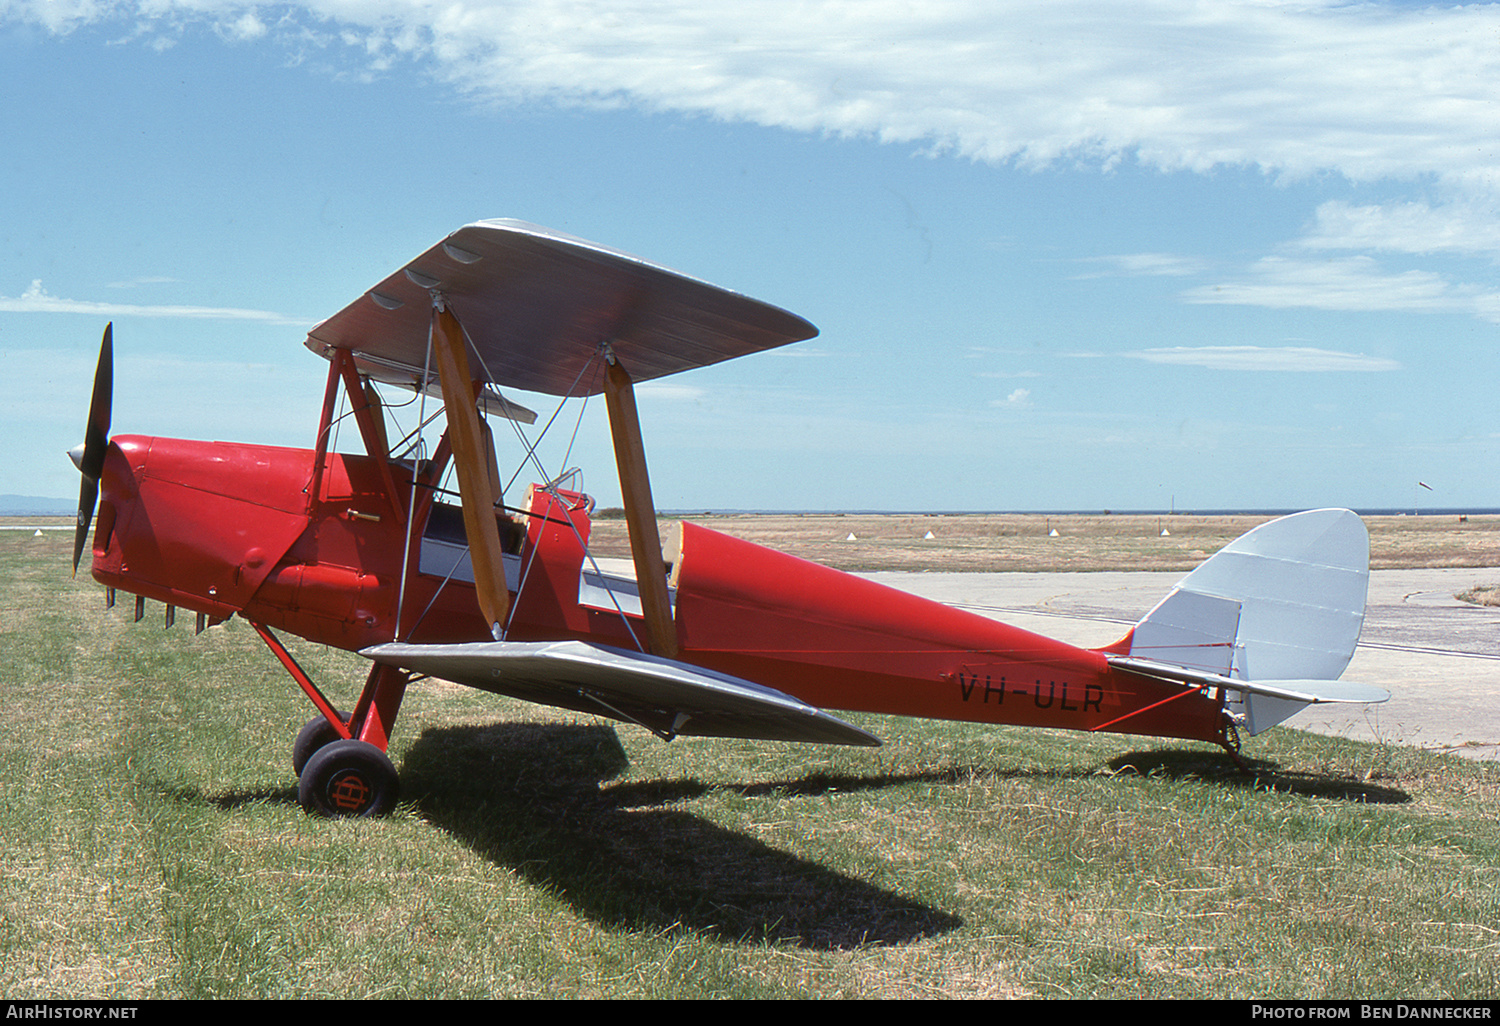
306, 219, 818, 397
363, 639, 880, 747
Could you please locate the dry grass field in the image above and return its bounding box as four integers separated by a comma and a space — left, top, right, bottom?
3, 518, 1498, 998
588, 511, 1500, 574
13, 510, 1499, 575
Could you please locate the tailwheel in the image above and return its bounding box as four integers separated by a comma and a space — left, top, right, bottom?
1217, 720, 1249, 772
298, 739, 399, 818
292, 712, 346, 776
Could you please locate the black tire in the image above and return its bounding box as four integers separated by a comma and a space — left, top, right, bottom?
292, 712, 345, 777
298, 739, 399, 818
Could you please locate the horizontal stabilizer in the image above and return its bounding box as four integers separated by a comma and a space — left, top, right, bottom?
1231, 678, 1390, 705
1108, 653, 1387, 735
362, 639, 880, 747
1107, 655, 1389, 705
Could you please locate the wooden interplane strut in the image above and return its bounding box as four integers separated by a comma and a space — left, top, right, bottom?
603, 356, 678, 658
430, 303, 510, 638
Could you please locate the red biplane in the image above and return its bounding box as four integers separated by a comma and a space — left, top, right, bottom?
69, 220, 1388, 817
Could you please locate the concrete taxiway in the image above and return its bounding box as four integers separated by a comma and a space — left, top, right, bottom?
862, 568, 1500, 762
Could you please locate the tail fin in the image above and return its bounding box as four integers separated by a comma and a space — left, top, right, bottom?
1105, 509, 1385, 734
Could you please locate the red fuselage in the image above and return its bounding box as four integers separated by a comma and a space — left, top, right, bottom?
88, 434, 1225, 745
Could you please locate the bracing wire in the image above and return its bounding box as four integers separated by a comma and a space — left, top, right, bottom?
393, 323, 436, 641
404, 312, 652, 654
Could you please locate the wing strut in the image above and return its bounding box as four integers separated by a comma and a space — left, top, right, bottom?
602, 353, 678, 658
430, 301, 510, 639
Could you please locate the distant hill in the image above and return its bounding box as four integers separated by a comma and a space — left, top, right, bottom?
0, 495, 73, 516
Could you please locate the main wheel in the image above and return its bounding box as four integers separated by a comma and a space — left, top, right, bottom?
298, 739, 399, 818
292, 712, 347, 776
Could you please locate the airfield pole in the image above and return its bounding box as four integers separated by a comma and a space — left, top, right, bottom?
1415, 480, 1433, 517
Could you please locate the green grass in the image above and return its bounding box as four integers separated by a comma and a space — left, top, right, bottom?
3, 532, 1498, 998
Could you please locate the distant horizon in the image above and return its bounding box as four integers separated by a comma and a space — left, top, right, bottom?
8, 493, 1494, 520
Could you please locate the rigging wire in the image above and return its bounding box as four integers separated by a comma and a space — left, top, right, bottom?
392, 306, 652, 654
391, 404, 448, 462
393, 322, 436, 641
450, 325, 647, 652
497, 344, 647, 652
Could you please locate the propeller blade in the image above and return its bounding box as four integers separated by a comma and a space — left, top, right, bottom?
72, 477, 99, 575
72, 324, 113, 575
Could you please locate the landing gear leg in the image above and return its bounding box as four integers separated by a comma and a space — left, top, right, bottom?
251, 622, 414, 818
294, 664, 414, 817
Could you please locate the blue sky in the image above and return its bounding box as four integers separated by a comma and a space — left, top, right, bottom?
4, 1, 1499, 512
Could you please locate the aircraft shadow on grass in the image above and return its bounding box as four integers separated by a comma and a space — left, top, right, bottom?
397, 722, 961, 949
173, 723, 1406, 947
1105, 749, 1412, 803
396, 724, 1412, 937
154, 744, 956, 949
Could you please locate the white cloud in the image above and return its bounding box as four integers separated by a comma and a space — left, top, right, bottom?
222, 9, 266, 41
1076, 253, 1209, 278
2, 0, 108, 34
1123, 345, 1400, 373
1180, 256, 1498, 318
1298, 200, 1500, 259
992, 387, 1031, 407
106, 276, 183, 289
9, 0, 1500, 190
764, 345, 829, 359
11, 0, 1500, 315
0, 280, 309, 324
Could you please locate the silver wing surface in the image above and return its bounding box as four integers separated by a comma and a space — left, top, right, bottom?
307, 219, 818, 398
362, 639, 880, 747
